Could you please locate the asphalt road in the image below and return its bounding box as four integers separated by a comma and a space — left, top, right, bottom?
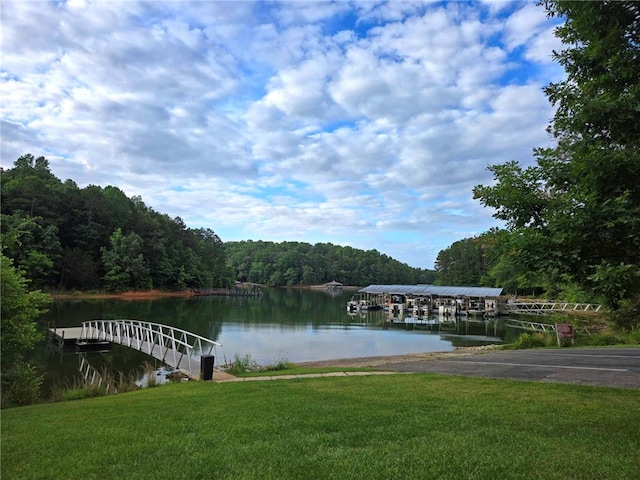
383, 348, 640, 389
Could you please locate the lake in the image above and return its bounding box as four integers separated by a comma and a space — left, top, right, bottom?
35, 288, 519, 396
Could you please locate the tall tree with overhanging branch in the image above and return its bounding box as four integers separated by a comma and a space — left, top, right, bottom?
473, 1, 640, 328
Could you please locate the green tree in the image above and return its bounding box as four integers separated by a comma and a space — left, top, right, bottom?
474, 1, 640, 326
435, 237, 485, 286
2, 155, 230, 292
101, 228, 150, 292
302, 264, 316, 285
1, 253, 51, 407
192, 228, 231, 288
0, 214, 63, 288
225, 240, 436, 286
59, 247, 101, 290
0, 154, 63, 223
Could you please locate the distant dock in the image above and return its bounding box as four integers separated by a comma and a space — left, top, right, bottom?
192, 284, 263, 297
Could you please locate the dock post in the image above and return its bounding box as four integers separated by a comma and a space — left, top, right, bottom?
200, 355, 215, 381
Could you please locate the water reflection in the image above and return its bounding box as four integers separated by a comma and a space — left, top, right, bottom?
36, 289, 521, 398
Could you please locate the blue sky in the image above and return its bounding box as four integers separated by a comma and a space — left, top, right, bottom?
1, 0, 564, 269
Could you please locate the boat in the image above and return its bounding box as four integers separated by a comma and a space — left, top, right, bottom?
346, 294, 382, 312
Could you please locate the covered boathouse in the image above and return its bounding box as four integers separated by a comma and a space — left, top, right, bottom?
357, 284, 504, 317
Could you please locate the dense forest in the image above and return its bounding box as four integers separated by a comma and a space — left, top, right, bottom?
1, 154, 230, 292
226, 240, 437, 287
1, 155, 437, 291
435, 229, 551, 297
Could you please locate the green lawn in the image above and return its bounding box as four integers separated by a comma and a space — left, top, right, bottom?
2, 374, 639, 479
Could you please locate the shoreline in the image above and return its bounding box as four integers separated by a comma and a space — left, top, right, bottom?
50, 284, 362, 300
294, 345, 504, 368
50, 290, 195, 301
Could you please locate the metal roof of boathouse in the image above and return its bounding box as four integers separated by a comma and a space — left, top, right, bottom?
358, 285, 503, 297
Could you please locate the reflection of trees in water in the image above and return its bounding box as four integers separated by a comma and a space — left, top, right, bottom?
384, 316, 508, 344
36, 343, 84, 398
38, 299, 156, 327
35, 291, 356, 397
34, 291, 520, 395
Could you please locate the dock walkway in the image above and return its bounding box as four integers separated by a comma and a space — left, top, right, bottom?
48, 320, 222, 379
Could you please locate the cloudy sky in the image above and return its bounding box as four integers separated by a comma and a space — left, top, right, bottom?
1, 0, 564, 269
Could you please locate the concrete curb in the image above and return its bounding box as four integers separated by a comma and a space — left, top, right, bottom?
214, 371, 408, 383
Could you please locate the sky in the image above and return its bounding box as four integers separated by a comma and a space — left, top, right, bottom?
0, 0, 565, 270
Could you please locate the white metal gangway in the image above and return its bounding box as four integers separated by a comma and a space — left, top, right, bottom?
505, 319, 607, 336
79, 320, 222, 378
503, 300, 602, 315
505, 319, 560, 333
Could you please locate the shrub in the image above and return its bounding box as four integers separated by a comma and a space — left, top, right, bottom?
608, 294, 640, 331
60, 385, 106, 402
0, 363, 44, 408
575, 333, 621, 346
575, 327, 640, 346
227, 353, 260, 375
116, 371, 140, 393
142, 362, 158, 388
627, 328, 640, 345
50, 366, 142, 403
507, 332, 554, 349
265, 356, 292, 372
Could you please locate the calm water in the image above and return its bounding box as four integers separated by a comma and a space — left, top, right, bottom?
35, 289, 519, 396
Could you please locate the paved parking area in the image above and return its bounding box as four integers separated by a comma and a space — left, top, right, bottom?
382, 348, 640, 389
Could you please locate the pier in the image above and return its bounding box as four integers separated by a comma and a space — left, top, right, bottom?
354, 285, 604, 318
502, 300, 602, 316
48, 320, 222, 379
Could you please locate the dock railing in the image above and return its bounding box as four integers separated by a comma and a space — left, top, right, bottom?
503, 300, 602, 315
505, 319, 605, 336
79, 320, 222, 378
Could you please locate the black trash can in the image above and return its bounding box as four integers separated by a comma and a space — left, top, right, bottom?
200, 355, 215, 381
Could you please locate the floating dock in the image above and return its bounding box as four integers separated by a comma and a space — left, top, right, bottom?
48, 325, 112, 352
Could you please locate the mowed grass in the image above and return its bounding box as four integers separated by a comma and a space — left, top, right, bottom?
2, 374, 639, 480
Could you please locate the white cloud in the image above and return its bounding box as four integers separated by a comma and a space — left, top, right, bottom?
503, 3, 545, 48
0, 0, 564, 269
503, 3, 563, 67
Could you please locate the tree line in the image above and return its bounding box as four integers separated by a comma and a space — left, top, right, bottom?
225, 240, 437, 287
1, 154, 230, 292
1, 156, 437, 292
435, 229, 557, 297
